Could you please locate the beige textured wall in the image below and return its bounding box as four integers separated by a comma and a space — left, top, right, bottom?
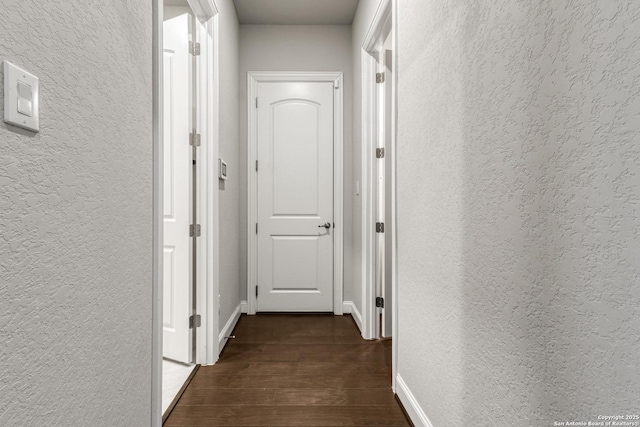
216, 0, 243, 335
397, 1, 640, 425
0, 1, 153, 425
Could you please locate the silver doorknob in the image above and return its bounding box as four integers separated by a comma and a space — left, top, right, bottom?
318, 222, 331, 229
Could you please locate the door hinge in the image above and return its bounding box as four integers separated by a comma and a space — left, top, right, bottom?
255, 97, 258, 108
256, 223, 258, 234
189, 132, 201, 146
190, 224, 201, 237
376, 222, 385, 233
376, 297, 385, 308
376, 148, 385, 158
256, 285, 258, 298
190, 42, 201, 56
256, 160, 258, 172
376, 72, 385, 83
189, 314, 201, 329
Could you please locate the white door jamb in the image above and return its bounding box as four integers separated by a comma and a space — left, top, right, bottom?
360, 0, 397, 391
247, 71, 344, 316
151, 1, 163, 424
152, 0, 220, 424
391, 0, 399, 396
189, 0, 221, 368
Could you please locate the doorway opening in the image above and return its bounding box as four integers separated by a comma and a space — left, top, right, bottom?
246, 72, 344, 315
360, 0, 398, 390
152, 0, 220, 423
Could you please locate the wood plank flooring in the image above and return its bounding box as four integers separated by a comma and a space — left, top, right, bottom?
164, 314, 411, 427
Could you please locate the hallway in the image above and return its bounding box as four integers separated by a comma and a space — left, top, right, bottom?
164, 314, 410, 426
2, 1, 640, 425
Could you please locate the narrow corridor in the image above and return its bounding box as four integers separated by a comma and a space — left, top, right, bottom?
164, 314, 410, 426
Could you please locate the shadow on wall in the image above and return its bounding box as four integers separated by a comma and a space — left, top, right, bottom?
457, 1, 640, 425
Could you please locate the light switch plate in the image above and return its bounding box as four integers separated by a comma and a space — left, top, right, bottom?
219, 159, 228, 180
4, 60, 39, 132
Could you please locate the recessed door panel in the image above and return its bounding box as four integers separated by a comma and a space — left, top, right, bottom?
163, 51, 176, 220
272, 101, 320, 216
272, 236, 320, 291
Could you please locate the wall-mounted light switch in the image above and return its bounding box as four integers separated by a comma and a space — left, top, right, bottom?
4, 61, 39, 132
17, 81, 33, 116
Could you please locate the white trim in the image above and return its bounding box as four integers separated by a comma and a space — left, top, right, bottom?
188, 0, 218, 18
246, 71, 344, 316
151, 0, 163, 425
188, 0, 221, 367
391, 0, 399, 395
342, 301, 352, 314
361, 48, 376, 340
342, 301, 363, 334
363, 0, 392, 52
152, 2, 220, 423
360, 0, 393, 342
218, 303, 242, 354
240, 300, 248, 314
333, 73, 345, 317
362, 0, 400, 395
396, 374, 434, 427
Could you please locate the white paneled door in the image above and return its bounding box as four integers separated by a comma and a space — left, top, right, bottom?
163, 13, 192, 363
256, 82, 335, 312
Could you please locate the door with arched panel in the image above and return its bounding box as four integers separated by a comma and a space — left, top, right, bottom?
255, 81, 335, 312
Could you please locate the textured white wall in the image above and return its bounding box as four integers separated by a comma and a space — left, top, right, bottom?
217, 0, 242, 332
350, 0, 383, 323
238, 25, 353, 302
0, 1, 152, 425
397, 1, 640, 425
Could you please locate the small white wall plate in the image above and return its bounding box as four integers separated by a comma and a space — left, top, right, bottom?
4, 61, 39, 132
219, 158, 228, 180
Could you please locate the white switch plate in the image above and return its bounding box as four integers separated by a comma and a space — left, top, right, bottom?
219, 158, 228, 180
4, 61, 39, 132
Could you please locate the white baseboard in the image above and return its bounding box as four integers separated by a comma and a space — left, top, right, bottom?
342, 301, 363, 335
342, 301, 352, 314
396, 374, 433, 427
240, 300, 248, 314
218, 303, 241, 355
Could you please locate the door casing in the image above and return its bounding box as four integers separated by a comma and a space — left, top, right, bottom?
247, 71, 344, 316
152, 0, 220, 424
360, 0, 398, 392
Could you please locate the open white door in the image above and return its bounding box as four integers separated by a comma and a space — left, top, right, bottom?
163, 12, 193, 363
255, 81, 335, 312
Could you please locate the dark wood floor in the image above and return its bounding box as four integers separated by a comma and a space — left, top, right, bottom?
164, 314, 411, 426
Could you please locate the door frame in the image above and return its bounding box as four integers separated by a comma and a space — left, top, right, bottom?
152, 0, 220, 424
246, 71, 344, 315
360, 0, 398, 391
190, 0, 221, 368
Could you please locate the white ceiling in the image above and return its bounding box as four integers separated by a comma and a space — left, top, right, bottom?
232, 0, 360, 25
